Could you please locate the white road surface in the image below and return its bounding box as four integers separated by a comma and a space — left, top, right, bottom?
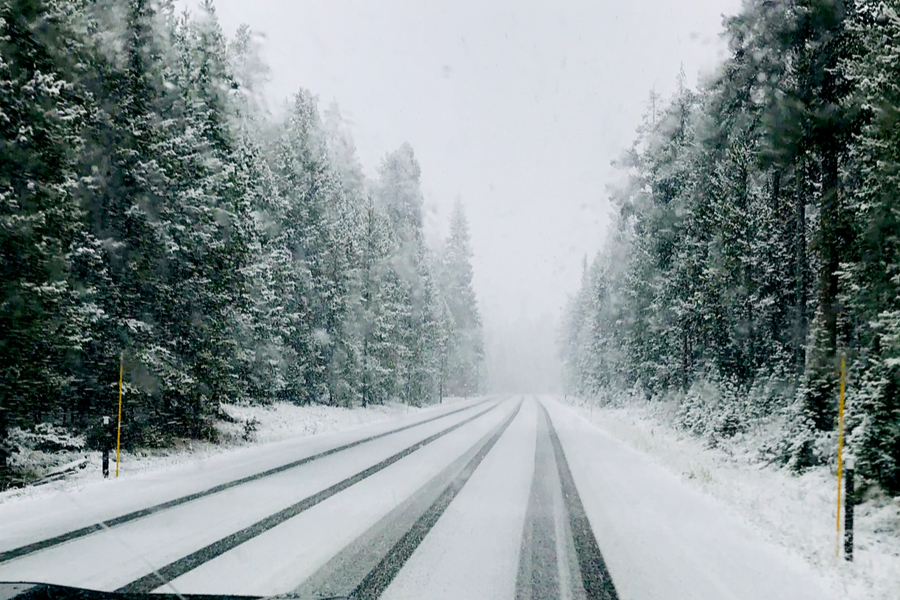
0, 396, 839, 600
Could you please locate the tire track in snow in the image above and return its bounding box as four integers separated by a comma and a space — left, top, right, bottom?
290, 398, 524, 599
346, 399, 524, 600
115, 399, 508, 594
539, 400, 619, 600
0, 398, 495, 566
516, 398, 586, 600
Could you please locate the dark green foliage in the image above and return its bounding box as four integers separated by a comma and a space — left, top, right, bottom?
0, 0, 91, 449
562, 0, 900, 493
0, 0, 485, 475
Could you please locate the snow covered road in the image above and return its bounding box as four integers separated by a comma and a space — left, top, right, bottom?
0, 397, 839, 599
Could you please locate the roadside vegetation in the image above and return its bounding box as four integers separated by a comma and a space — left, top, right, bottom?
0, 0, 485, 488
561, 0, 900, 498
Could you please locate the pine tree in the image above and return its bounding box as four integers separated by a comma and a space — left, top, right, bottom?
560, 0, 900, 493
441, 199, 485, 396
0, 0, 91, 467
357, 195, 402, 406
0, 0, 491, 479
840, 0, 900, 492
375, 143, 445, 404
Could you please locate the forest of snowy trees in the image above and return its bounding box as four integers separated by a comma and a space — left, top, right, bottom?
0, 0, 485, 471
562, 0, 900, 494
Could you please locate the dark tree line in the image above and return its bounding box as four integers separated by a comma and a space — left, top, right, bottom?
561, 0, 900, 494
0, 0, 485, 471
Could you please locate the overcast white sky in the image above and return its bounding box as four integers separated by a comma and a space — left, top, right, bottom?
199, 0, 742, 387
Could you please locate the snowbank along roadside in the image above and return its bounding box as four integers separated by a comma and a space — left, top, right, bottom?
0, 397, 474, 506
555, 395, 900, 600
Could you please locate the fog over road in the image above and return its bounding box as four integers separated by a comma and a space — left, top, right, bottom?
0, 397, 835, 600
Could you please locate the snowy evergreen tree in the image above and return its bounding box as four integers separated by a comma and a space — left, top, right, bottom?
0, 0, 485, 481
560, 0, 900, 493
374, 143, 446, 404
440, 199, 485, 396
840, 0, 900, 493
0, 0, 91, 467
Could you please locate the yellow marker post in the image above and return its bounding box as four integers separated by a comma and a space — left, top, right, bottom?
835, 355, 846, 557
115, 352, 123, 478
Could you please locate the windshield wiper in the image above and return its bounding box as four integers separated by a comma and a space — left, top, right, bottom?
0, 583, 353, 600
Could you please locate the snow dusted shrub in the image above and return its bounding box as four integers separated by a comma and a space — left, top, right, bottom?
198, 419, 220, 444
590, 386, 631, 408
6, 425, 87, 482
11, 424, 85, 454
745, 368, 796, 423
216, 404, 239, 424
674, 372, 746, 446
747, 373, 802, 462
757, 406, 837, 474
710, 377, 747, 442
242, 418, 260, 442
674, 381, 714, 437
760, 358, 860, 476
847, 353, 900, 494
771, 399, 821, 472
711, 404, 744, 440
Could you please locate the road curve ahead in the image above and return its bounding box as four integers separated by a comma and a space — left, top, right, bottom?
0, 396, 837, 600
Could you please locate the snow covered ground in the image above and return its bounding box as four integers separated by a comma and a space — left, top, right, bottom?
557, 395, 900, 600
0, 398, 471, 506
0, 395, 877, 599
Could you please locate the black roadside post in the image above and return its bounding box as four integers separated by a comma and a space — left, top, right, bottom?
844, 458, 854, 561
0, 406, 8, 473
101, 416, 111, 478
